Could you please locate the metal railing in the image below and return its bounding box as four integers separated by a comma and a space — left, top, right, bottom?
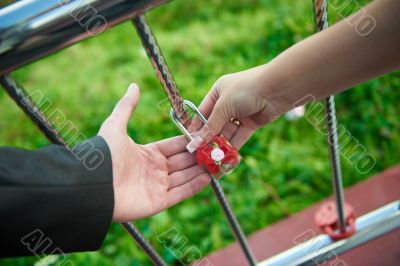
313, 0, 347, 232
0, 1, 399, 265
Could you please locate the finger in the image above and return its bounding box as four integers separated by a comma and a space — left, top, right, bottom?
169, 164, 207, 189
221, 121, 239, 141
230, 126, 255, 149
198, 83, 220, 119
206, 100, 231, 135
167, 151, 198, 174
166, 173, 210, 207
154, 135, 188, 157
109, 84, 140, 129
189, 84, 219, 132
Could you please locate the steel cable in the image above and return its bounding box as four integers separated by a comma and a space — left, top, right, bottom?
132, 15, 190, 128
133, 14, 257, 266
0, 76, 67, 146
312, 0, 347, 231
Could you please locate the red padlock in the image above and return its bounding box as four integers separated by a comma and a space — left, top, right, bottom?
315, 201, 356, 240
195, 135, 241, 178
170, 100, 241, 179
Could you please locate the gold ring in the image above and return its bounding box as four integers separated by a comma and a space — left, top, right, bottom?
230, 117, 241, 127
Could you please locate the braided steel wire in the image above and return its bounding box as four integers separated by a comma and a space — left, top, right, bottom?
0, 75, 167, 266
210, 176, 258, 265
313, 0, 329, 30
0, 75, 67, 146
122, 223, 167, 266
133, 15, 257, 266
313, 0, 346, 231
133, 15, 190, 128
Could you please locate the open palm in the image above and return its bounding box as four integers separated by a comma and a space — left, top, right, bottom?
99, 84, 210, 222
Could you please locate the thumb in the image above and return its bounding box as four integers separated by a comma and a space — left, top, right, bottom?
109, 83, 140, 129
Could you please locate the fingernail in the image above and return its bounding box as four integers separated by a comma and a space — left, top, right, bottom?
186, 136, 203, 153
127, 83, 138, 94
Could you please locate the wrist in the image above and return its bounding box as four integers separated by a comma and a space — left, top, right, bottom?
252, 63, 295, 115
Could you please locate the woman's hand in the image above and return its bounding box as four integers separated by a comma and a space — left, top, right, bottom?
194, 65, 283, 149
99, 84, 210, 222
195, 0, 400, 151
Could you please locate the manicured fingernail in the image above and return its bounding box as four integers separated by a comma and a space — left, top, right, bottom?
186, 136, 203, 153
127, 83, 138, 94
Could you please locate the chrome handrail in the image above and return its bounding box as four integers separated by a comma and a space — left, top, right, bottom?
0, 0, 169, 75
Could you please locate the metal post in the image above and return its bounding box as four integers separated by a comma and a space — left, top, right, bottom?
0, 75, 167, 266
133, 15, 257, 266
312, 0, 347, 231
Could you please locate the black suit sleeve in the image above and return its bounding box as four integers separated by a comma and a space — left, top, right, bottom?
0, 136, 114, 258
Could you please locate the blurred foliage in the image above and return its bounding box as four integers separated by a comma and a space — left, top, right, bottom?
0, 0, 399, 265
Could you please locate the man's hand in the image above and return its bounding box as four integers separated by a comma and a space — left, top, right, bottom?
98, 84, 210, 222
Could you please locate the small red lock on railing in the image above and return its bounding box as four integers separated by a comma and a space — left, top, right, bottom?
315, 201, 356, 240
194, 134, 241, 178
170, 100, 241, 179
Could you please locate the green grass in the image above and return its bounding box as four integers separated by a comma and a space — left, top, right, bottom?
1, 0, 399, 265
